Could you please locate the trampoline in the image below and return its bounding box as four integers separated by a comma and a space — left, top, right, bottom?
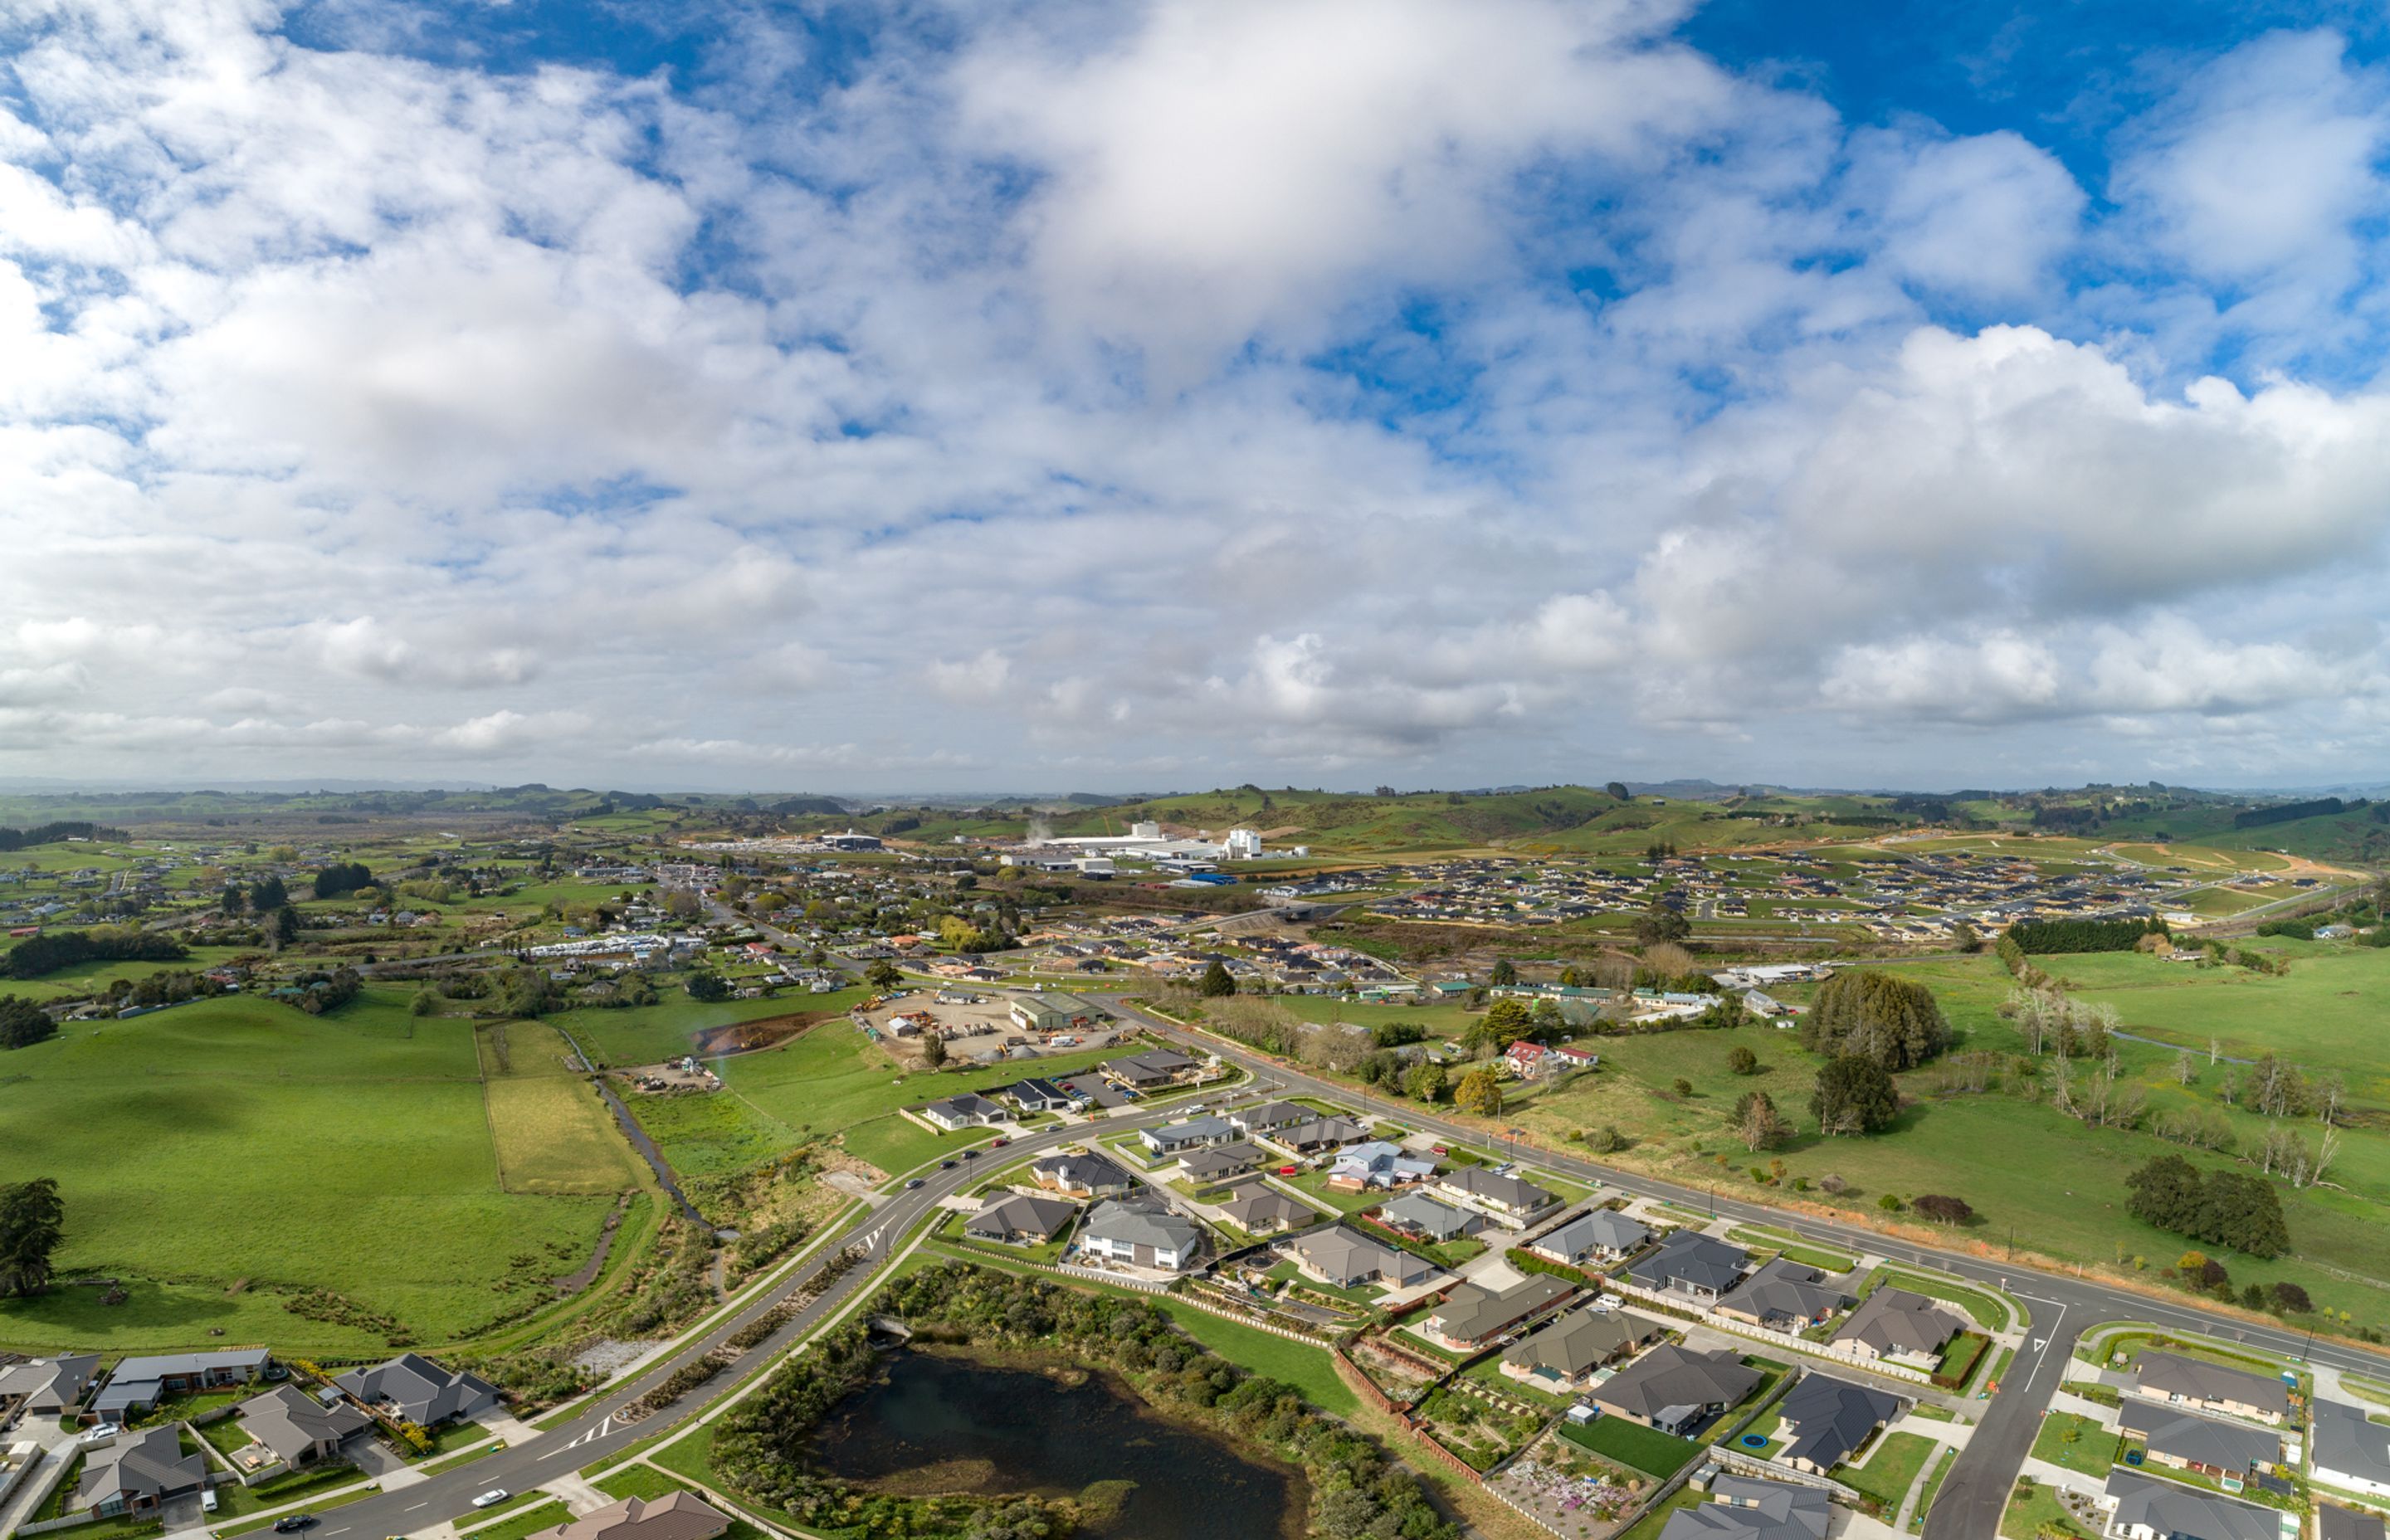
1739, 1435, 1769, 1450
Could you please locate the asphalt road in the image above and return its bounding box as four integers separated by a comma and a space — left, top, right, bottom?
301, 1098, 1183, 1540
1099, 997, 2384, 1539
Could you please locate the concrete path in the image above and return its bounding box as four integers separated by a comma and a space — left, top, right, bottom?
481, 1415, 539, 1445
1893, 1442, 1955, 1533
537, 1473, 612, 1515
381, 1466, 431, 1491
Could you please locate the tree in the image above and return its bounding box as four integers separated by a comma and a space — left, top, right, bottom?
2270, 1280, 2314, 1313
410, 987, 437, 1018
1472, 998, 1532, 1050
865, 959, 903, 992
1811, 1055, 1900, 1135
919, 1031, 948, 1069
1606, 782, 1632, 802
1198, 961, 1237, 998
2126, 1155, 2289, 1260
311, 862, 375, 899
1878, 1193, 1902, 1212
1490, 958, 1517, 987
1454, 1067, 1503, 1117
1586, 1125, 1625, 1153
1734, 1090, 1788, 1152
1799, 971, 1950, 1070
219, 882, 246, 914
1402, 1061, 1448, 1104
1951, 921, 1983, 954
1727, 1045, 1759, 1075
0, 1177, 64, 1298
2242, 1283, 2267, 1311
686, 971, 729, 1002
1634, 899, 1690, 946
272, 904, 300, 946
1913, 1194, 1974, 1226
250, 875, 288, 912
0, 997, 54, 1050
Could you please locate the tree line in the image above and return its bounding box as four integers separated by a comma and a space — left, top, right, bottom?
2234, 797, 2345, 829
0, 822, 125, 850
0, 997, 53, 1050
2005, 917, 2169, 954
2, 927, 188, 980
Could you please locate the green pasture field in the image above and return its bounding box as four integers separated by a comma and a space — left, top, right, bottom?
0, 946, 257, 1004
0, 987, 622, 1354
548, 987, 869, 1069
624, 1021, 1121, 1180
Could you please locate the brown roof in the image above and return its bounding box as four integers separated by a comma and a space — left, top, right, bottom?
535, 1493, 730, 1540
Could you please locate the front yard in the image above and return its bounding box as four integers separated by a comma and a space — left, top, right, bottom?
1836, 1430, 1939, 1512
2030, 1412, 2121, 1478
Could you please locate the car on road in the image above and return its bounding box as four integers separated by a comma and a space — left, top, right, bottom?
939, 1159, 958, 1169
272, 1517, 315, 1533
991, 1137, 1010, 1147
471, 1490, 510, 1509
961, 1150, 977, 1159
905, 1177, 925, 1189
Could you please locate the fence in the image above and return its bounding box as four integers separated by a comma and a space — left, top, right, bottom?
1329, 1346, 1485, 1484
1602, 1279, 1932, 1385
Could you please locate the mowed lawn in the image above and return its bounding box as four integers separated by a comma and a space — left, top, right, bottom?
1501, 953, 2390, 1332
0, 988, 621, 1353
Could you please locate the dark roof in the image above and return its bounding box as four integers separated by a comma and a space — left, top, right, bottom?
78, 1426, 206, 1507
2137, 1351, 2290, 1416
1628, 1231, 1749, 1294
1593, 1344, 1760, 1420
1716, 1259, 1851, 1324
1427, 1274, 1573, 1345
1436, 1165, 1556, 1211
1775, 1373, 1900, 1469
2314, 1400, 2390, 1486
1502, 1308, 1651, 1377
2106, 1469, 2275, 1540
2119, 1401, 2280, 1473
1657, 1477, 1830, 1540
334, 1354, 499, 1427
2322, 1508, 2388, 1540
1534, 1209, 1651, 1260
965, 1192, 1079, 1242
237, 1384, 372, 1464
1031, 1150, 1134, 1191
1832, 1288, 1963, 1358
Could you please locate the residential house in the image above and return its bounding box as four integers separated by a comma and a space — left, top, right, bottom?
334, 1354, 500, 1428
1218, 1185, 1315, 1235
1141, 1116, 1239, 1157
1714, 1259, 1851, 1331
2119, 1401, 2281, 1484
964, 1193, 1079, 1245
76, 1425, 207, 1516
2134, 1351, 2291, 1424
1657, 1475, 1830, 1540
529, 1493, 732, 1540
2105, 1469, 2275, 1540
94, 1349, 272, 1417
1505, 1040, 1553, 1079
2323, 1507, 2388, 1540
1417, 1274, 1574, 1352
1627, 1232, 1750, 1305
1830, 1289, 1964, 1371
1284, 1226, 1437, 1291
1000, 1077, 1076, 1114
1528, 1211, 1651, 1269
1552, 1044, 1600, 1071
1103, 1049, 1200, 1089
1772, 1373, 1900, 1474
1272, 1115, 1372, 1153
1592, 1343, 1761, 1435
1080, 1196, 1207, 1272
1229, 1100, 1310, 1138
918, 1093, 1009, 1132
1378, 1192, 1481, 1243
1430, 1167, 1557, 1225
0, 1353, 100, 1417
1500, 1308, 1663, 1394
235, 1384, 370, 1469
1032, 1151, 1135, 1198
2312, 1401, 2390, 1499
1326, 1141, 1436, 1192
1178, 1143, 1264, 1183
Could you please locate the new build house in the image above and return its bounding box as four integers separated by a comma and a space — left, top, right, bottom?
918, 1093, 1009, 1131
1830, 1289, 1965, 1371
1416, 1274, 1573, 1352
1080, 1196, 1207, 1272
1772, 1373, 1900, 1474
334, 1354, 500, 1427
1714, 1259, 1851, 1331
1627, 1232, 1750, 1304
2105, 1469, 2275, 1540
235, 1384, 370, 1469
76, 1426, 207, 1516
0, 1353, 100, 1418
2134, 1351, 2291, 1425
2119, 1401, 2281, 1484
1429, 1166, 1556, 1224
1527, 1210, 1651, 1269
965, 1193, 1079, 1246
1032, 1151, 1135, 1198
94, 1350, 272, 1417
1500, 1308, 1663, 1395
1592, 1344, 1760, 1435
1141, 1116, 1238, 1157
1283, 1226, 1436, 1291
1657, 1476, 1830, 1540
2312, 1401, 2390, 1499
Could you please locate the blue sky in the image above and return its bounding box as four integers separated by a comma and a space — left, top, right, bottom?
2, 0, 2388, 792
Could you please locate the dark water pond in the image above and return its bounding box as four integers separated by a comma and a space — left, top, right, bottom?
807, 1348, 1306, 1539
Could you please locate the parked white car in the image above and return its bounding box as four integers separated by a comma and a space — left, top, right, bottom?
471, 1491, 510, 1509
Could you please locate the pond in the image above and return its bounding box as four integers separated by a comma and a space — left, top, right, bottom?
807, 1348, 1307, 1539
